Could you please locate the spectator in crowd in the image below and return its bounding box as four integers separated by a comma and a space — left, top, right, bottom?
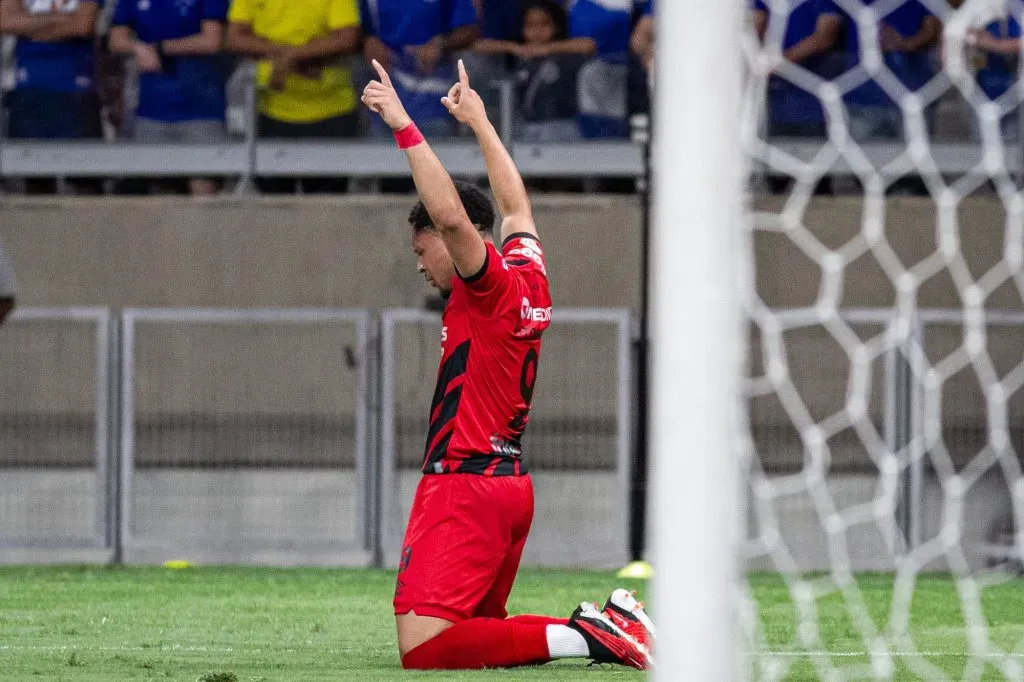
567, 0, 634, 138
0, 0, 104, 194
630, 0, 653, 74
359, 0, 479, 137
109, 0, 230, 195
969, 13, 1022, 140
508, 0, 583, 142
752, 0, 841, 139
475, 0, 521, 48
466, 0, 525, 120
482, 0, 632, 137
839, 0, 940, 142
0, 232, 16, 327
226, 0, 361, 194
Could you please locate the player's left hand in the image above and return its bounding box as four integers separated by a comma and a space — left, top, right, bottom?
361, 59, 413, 131
441, 60, 487, 129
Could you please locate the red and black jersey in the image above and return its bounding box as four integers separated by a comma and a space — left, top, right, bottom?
422, 232, 552, 477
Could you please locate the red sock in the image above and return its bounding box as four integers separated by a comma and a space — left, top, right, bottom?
401, 617, 551, 669
506, 614, 569, 627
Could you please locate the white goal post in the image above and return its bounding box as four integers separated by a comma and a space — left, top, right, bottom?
654, 0, 1024, 679
651, 0, 747, 680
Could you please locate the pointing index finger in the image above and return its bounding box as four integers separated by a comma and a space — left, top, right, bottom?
371, 59, 392, 87
458, 59, 469, 87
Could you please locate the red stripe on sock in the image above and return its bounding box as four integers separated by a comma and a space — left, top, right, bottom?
401, 617, 551, 670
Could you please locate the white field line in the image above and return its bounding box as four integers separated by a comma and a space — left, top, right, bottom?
2, 644, 1024, 660
0, 644, 362, 654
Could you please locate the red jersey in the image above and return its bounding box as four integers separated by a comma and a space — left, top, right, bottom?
422, 232, 552, 476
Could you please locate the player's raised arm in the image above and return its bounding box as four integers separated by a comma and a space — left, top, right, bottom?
361, 60, 487, 280
442, 60, 538, 243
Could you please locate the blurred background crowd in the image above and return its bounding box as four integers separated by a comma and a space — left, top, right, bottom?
0, 0, 1020, 195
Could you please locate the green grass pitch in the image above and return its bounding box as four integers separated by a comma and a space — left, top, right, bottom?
3, 567, 1024, 680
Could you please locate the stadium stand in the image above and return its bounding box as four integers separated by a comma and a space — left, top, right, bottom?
226, 0, 362, 193
839, 0, 941, 143
358, 0, 480, 138
0, 0, 1021, 193
1, 0, 104, 193
108, 0, 230, 195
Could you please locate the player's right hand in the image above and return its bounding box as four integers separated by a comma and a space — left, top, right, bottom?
361, 59, 413, 131
442, 60, 487, 129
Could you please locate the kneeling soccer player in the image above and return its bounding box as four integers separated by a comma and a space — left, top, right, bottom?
361, 59, 656, 670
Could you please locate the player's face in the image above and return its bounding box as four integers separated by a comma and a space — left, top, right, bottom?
412, 230, 456, 295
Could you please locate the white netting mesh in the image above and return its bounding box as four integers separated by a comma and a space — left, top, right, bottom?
741, 0, 1024, 678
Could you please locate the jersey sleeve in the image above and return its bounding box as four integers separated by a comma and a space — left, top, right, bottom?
817, 0, 840, 17
448, 0, 478, 31
569, 0, 601, 41
460, 233, 549, 319
110, 0, 134, 27
227, 0, 256, 23
358, 0, 377, 35
328, 0, 360, 30
501, 233, 547, 278
202, 0, 230, 22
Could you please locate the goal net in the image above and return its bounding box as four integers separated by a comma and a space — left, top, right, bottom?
654, 0, 1024, 679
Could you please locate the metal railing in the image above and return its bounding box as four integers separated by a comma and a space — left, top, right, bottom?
0, 57, 647, 182
0, 57, 1011, 183
0, 306, 639, 566
118, 308, 373, 566
1, 305, 1021, 568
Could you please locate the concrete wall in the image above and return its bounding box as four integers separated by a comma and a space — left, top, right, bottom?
2, 195, 1016, 312
752, 196, 1022, 310
0, 196, 642, 310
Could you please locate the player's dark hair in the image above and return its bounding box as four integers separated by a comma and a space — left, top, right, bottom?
522, 0, 569, 40
408, 181, 496, 236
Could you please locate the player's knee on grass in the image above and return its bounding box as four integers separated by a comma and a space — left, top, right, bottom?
396, 611, 454, 660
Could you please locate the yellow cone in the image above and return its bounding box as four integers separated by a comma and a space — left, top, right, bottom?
616, 560, 655, 579
163, 560, 192, 569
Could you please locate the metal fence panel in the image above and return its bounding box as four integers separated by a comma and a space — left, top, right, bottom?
0, 307, 114, 560
745, 309, 919, 571
120, 309, 371, 566
379, 308, 632, 569
913, 310, 1024, 569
